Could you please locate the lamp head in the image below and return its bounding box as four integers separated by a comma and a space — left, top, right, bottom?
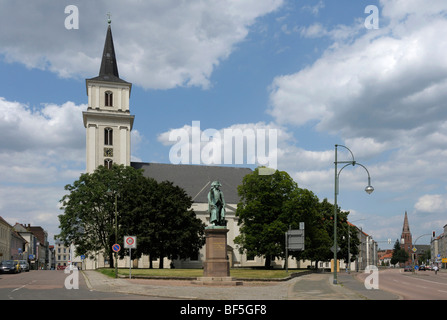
365, 185, 374, 194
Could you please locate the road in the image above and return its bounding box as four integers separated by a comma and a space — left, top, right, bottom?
0, 269, 168, 300
2, 268, 446, 301
355, 268, 447, 300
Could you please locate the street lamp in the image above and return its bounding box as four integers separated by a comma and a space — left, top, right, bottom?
333, 144, 373, 284
107, 188, 119, 279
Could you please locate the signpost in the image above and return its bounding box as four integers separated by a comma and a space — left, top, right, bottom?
124, 236, 137, 279
285, 224, 305, 272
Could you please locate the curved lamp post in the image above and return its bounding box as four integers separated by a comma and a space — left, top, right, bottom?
333, 144, 373, 284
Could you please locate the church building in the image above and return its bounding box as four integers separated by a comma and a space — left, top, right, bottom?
82, 21, 298, 269
400, 211, 413, 265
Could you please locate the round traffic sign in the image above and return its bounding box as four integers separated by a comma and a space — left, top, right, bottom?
112, 244, 121, 252
124, 236, 137, 248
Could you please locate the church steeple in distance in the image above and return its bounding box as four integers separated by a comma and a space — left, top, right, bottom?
402, 211, 410, 234
400, 211, 413, 264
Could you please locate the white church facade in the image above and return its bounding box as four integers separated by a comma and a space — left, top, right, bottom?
81, 21, 306, 270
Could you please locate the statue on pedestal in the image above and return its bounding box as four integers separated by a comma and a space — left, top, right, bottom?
207, 181, 226, 228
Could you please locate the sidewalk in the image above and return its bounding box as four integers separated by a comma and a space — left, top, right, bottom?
81, 270, 400, 300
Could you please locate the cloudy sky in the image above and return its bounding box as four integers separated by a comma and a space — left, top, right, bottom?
1, 0, 446, 249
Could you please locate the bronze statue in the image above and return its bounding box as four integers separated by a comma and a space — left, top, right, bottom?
207, 181, 226, 227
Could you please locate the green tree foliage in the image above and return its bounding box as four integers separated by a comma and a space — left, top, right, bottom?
122, 180, 206, 268
235, 167, 359, 269
235, 168, 298, 268
57, 164, 205, 268
58, 165, 141, 267
319, 199, 360, 268
391, 239, 409, 266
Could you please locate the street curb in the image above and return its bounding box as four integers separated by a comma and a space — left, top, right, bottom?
121, 270, 314, 282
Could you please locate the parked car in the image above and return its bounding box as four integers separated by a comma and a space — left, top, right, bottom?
0, 260, 21, 274
19, 260, 30, 272
419, 265, 426, 271
404, 265, 412, 272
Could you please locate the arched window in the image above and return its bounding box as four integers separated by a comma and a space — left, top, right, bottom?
104, 128, 113, 146
105, 91, 113, 107
104, 158, 113, 169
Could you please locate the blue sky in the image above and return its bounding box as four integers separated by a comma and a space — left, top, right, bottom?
1, 0, 446, 249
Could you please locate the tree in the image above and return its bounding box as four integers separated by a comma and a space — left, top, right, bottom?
391, 239, 409, 266
305, 198, 359, 270
282, 187, 331, 268
58, 164, 205, 269
234, 168, 299, 268
122, 180, 206, 268
57, 164, 142, 267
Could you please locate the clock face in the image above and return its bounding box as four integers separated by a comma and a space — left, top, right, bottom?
104, 147, 113, 157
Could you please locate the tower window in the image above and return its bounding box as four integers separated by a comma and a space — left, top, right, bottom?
105, 91, 113, 107
104, 158, 113, 169
104, 128, 113, 146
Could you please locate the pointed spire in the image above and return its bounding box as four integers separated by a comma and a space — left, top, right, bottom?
99, 23, 120, 79
88, 19, 129, 84
402, 211, 410, 233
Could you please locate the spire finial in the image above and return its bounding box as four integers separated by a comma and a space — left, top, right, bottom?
107, 12, 111, 25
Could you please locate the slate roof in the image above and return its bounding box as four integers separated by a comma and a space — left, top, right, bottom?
87, 24, 130, 85
131, 162, 252, 204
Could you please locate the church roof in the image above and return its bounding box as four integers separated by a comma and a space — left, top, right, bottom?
131, 162, 252, 204
87, 23, 130, 85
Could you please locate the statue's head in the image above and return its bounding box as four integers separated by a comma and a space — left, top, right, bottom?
211, 181, 222, 189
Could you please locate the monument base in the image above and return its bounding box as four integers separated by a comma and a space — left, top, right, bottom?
192, 276, 243, 286
202, 227, 231, 279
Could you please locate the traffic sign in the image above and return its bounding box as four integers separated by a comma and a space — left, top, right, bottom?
112, 244, 121, 252
124, 236, 137, 249
286, 229, 304, 251
331, 245, 340, 253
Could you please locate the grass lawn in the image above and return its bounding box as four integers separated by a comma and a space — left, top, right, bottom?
97, 268, 308, 280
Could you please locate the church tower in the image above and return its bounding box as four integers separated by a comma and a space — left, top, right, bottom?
400, 211, 413, 261
83, 20, 134, 173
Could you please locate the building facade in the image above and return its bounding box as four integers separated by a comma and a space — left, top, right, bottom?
0, 216, 11, 262
431, 224, 446, 268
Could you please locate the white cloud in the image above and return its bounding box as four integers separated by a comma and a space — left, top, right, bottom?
301, 1, 325, 16
415, 194, 447, 213
0, 0, 283, 90
0, 97, 86, 184
267, 1, 447, 196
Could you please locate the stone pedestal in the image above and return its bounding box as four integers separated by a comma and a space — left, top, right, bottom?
203, 227, 230, 277
192, 227, 242, 286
